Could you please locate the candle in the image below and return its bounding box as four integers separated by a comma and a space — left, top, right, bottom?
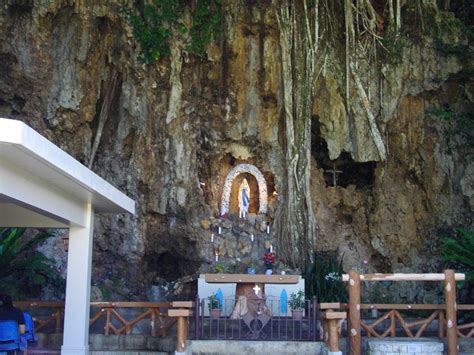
218, 227, 222, 234
266, 225, 270, 234
211, 234, 214, 243
215, 253, 219, 262
270, 245, 273, 253
250, 234, 254, 242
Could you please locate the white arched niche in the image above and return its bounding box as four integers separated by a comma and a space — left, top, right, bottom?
220, 163, 268, 216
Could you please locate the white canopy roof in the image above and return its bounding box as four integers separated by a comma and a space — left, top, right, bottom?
0, 117, 136, 354
0, 117, 135, 227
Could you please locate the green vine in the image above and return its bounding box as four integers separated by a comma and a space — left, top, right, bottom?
188, 0, 222, 57
441, 228, 474, 282
426, 103, 474, 149
123, 0, 221, 64
432, 10, 473, 59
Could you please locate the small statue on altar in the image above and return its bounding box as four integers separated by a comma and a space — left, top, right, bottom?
238, 178, 250, 219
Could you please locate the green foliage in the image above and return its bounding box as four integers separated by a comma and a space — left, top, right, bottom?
0, 228, 64, 299
97, 276, 123, 300
434, 11, 466, 41
98, 284, 112, 300
380, 35, 409, 65
441, 227, 474, 282
288, 290, 305, 311
245, 260, 256, 269
304, 251, 347, 303
123, 0, 183, 63
212, 261, 229, 273
188, 0, 221, 57
432, 10, 473, 59
426, 104, 474, 148
208, 293, 219, 310
123, 0, 221, 64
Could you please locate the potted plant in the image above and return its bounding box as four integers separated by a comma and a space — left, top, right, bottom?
262, 251, 276, 274
246, 261, 256, 274
289, 290, 305, 320
208, 294, 220, 319
213, 262, 229, 274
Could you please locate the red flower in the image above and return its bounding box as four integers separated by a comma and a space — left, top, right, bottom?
262, 252, 276, 268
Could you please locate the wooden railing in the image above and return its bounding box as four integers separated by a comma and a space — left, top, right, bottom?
89, 302, 176, 336
15, 301, 64, 333
352, 303, 474, 339
15, 301, 177, 336
340, 270, 469, 355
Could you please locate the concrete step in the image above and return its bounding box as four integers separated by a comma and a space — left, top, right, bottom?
91, 352, 170, 355
187, 340, 329, 354
459, 338, 474, 354
34, 333, 176, 352
27, 349, 170, 355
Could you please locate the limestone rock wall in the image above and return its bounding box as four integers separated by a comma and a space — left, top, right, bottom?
0, 1, 471, 302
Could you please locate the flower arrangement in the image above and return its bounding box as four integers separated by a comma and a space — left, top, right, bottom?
262, 251, 276, 269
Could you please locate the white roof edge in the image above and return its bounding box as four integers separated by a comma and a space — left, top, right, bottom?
0, 118, 135, 215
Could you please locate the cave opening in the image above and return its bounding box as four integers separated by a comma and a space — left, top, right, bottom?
311, 116, 376, 189
146, 250, 201, 282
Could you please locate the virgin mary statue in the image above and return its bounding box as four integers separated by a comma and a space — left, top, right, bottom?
238, 178, 250, 219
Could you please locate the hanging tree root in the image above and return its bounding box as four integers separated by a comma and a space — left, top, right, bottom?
350, 62, 387, 161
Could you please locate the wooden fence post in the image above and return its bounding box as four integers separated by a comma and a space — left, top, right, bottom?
177, 316, 186, 353
169, 303, 193, 355
438, 310, 445, 338
348, 270, 361, 355
55, 309, 62, 333
444, 269, 458, 355
322, 311, 347, 354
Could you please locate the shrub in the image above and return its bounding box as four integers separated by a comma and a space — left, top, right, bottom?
304, 251, 347, 302
0, 228, 64, 299
441, 227, 474, 282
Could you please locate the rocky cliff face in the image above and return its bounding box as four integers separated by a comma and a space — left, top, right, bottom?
0, 1, 472, 302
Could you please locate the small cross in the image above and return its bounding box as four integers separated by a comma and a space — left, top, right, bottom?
324, 163, 343, 187
253, 284, 261, 296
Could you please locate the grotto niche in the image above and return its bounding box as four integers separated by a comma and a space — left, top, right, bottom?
220, 164, 268, 217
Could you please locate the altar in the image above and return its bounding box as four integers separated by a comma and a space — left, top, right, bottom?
198, 274, 305, 317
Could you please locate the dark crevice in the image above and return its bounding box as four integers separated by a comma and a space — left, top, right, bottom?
7, 1, 33, 18
311, 116, 376, 189
12, 94, 25, 109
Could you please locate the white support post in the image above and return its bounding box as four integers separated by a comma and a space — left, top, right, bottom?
61, 203, 94, 355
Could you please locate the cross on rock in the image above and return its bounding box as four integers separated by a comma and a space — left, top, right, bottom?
253, 284, 261, 296
324, 163, 343, 187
